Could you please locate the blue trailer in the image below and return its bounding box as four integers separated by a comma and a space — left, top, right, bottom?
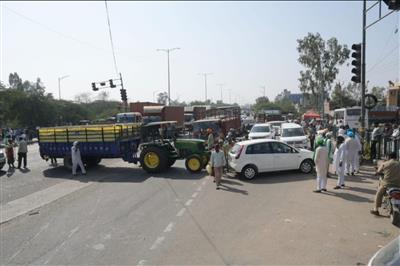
38, 123, 142, 168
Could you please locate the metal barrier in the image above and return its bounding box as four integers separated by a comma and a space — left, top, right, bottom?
371, 135, 400, 160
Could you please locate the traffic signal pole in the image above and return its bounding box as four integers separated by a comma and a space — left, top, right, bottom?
119, 73, 128, 112
361, 0, 366, 138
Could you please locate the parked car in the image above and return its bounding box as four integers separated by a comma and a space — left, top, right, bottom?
279, 123, 310, 149
0, 149, 5, 170
228, 139, 314, 179
248, 123, 274, 140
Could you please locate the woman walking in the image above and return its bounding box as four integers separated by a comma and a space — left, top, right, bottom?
5, 139, 15, 169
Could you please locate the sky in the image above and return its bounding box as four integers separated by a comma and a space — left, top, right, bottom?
1, 1, 399, 105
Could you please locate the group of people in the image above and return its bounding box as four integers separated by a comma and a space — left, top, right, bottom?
4, 137, 28, 170
313, 127, 362, 193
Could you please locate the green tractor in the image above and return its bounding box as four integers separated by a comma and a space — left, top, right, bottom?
139, 121, 210, 173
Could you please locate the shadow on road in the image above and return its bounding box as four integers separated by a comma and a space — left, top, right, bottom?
322, 191, 373, 203
218, 183, 248, 195
347, 186, 377, 195
42, 164, 206, 183
0, 170, 6, 177
237, 170, 314, 184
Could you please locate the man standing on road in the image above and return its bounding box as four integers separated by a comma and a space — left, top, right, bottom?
371, 123, 382, 160
345, 131, 361, 176
333, 135, 346, 189
324, 132, 333, 177
313, 138, 329, 193
17, 137, 28, 169
71, 141, 86, 176
370, 152, 400, 216
207, 128, 214, 150
210, 143, 226, 190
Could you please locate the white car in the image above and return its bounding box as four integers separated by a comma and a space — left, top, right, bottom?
0, 149, 5, 170
228, 139, 314, 179
248, 123, 274, 140
279, 123, 310, 149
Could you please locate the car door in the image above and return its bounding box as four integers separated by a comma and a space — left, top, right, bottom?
270, 142, 301, 170
245, 142, 274, 172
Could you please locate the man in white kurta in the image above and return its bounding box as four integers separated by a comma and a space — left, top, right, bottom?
71, 141, 86, 176
333, 136, 347, 189
344, 131, 361, 176
313, 138, 329, 193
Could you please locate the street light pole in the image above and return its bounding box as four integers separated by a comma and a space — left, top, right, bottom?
58, 75, 70, 100
157, 48, 180, 106
217, 83, 225, 102
260, 85, 266, 98
199, 73, 212, 102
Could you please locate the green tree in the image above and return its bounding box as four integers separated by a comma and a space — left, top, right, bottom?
330, 82, 357, 109
297, 33, 350, 113
157, 92, 169, 105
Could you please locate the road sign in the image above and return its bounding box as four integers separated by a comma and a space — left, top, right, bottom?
365, 94, 378, 110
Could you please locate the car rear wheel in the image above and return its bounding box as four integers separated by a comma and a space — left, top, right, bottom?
241, 165, 257, 180
299, 159, 313, 174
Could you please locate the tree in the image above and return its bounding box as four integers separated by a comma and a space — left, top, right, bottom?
370, 86, 386, 103
157, 92, 168, 105
330, 82, 357, 109
96, 91, 110, 101
74, 92, 92, 104
255, 96, 269, 105
297, 33, 350, 113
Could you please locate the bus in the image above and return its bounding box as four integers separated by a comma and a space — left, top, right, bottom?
116, 112, 143, 123
333, 106, 368, 129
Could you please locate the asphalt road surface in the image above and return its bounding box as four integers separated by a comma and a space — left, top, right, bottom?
1, 144, 398, 265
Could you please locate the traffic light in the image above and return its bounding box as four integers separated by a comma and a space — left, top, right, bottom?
120, 89, 127, 102
351, 43, 362, 83
383, 0, 400, 10
91, 82, 98, 91
109, 79, 116, 88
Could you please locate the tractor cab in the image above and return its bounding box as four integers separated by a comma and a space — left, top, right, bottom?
140, 121, 179, 142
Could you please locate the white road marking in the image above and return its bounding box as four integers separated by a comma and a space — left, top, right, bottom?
137, 260, 147, 266
202, 181, 207, 185
7, 222, 50, 263
93, 243, 105, 250
163, 222, 175, 233
150, 236, 165, 250
196, 186, 202, 192
185, 199, 193, 206
176, 208, 186, 217
192, 192, 198, 198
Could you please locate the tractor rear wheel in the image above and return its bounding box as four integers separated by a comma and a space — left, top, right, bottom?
63, 156, 73, 170
140, 146, 168, 173
185, 154, 203, 173
84, 157, 102, 168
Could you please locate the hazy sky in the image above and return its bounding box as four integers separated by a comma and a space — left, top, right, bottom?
1, 1, 399, 105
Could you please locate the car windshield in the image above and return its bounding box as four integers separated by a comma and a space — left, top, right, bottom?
282, 127, 305, 137
250, 126, 270, 133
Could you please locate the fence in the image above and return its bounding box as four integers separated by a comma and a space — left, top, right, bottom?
370, 134, 400, 160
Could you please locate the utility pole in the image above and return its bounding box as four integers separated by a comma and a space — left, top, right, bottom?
199, 73, 212, 102
157, 48, 180, 106
260, 85, 266, 98
217, 83, 225, 103
58, 75, 70, 100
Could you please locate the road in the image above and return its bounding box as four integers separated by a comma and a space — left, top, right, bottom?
1, 144, 398, 265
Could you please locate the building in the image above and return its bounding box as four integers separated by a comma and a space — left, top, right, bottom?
387, 82, 400, 107
275, 89, 308, 106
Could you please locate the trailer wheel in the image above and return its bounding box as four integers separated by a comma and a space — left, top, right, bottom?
140, 147, 168, 173
85, 157, 102, 168
185, 154, 203, 173
63, 156, 73, 170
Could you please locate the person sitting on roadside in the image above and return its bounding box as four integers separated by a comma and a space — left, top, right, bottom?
370, 152, 400, 216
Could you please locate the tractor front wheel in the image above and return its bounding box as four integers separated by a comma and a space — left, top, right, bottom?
140, 147, 168, 173
185, 154, 203, 173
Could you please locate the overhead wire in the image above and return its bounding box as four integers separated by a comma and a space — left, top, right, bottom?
367, 43, 399, 74
3, 5, 107, 52
104, 0, 119, 76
